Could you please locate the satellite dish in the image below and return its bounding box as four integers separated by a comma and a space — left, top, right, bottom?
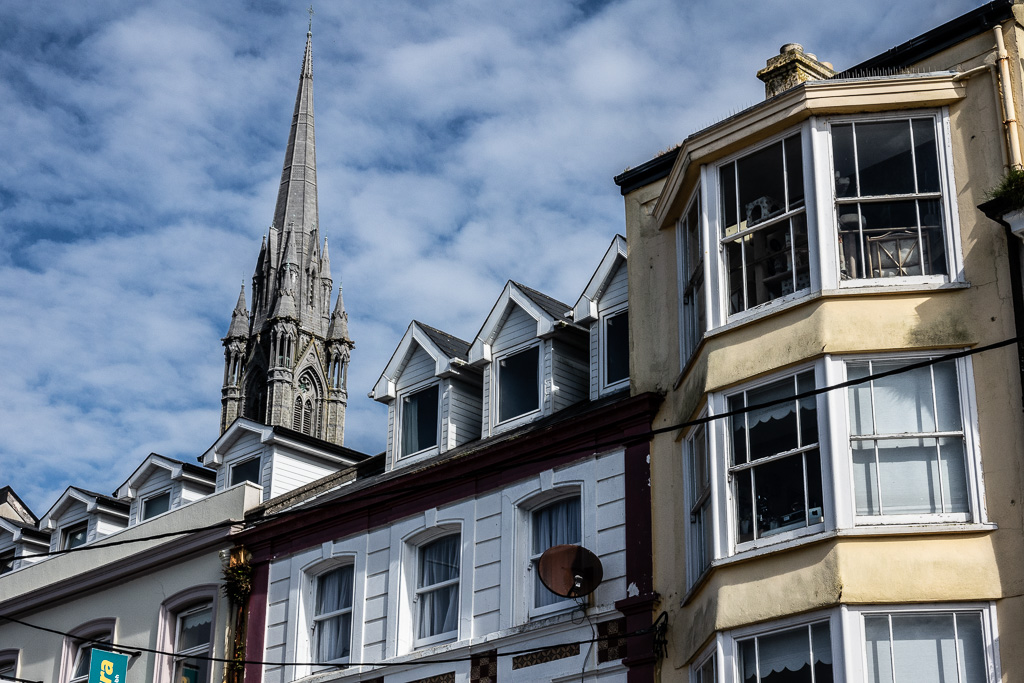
537, 544, 604, 598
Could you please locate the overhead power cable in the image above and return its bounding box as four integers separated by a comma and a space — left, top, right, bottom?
12, 336, 1017, 561
0, 611, 654, 669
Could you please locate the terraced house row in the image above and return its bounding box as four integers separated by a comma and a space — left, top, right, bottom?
5, 2, 1024, 682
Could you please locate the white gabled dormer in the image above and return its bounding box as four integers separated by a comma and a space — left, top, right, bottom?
113, 453, 216, 525
39, 487, 129, 553
469, 281, 588, 438
371, 321, 482, 470
573, 235, 630, 399
201, 418, 370, 502
0, 488, 49, 573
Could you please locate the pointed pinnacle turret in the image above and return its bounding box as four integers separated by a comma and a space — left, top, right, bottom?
272, 30, 318, 246
327, 284, 351, 343
225, 285, 250, 338
320, 237, 332, 282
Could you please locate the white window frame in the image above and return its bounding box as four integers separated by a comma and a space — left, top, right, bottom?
413, 532, 462, 648
831, 352, 985, 528
599, 305, 630, 394
526, 491, 584, 619
690, 644, 717, 683
684, 415, 714, 588
397, 380, 442, 460
715, 361, 832, 555
677, 185, 707, 367
494, 342, 543, 428
62, 522, 88, 551
701, 352, 984, 564
172, 602, 214, 683
141, 491, 171, 521
695, 109, 961, 338
710, 125, 817, 324
310, 563, 354, 665
719, 610, 842, 683
63, 620, 115, 683
842, 602, 1000, 683
229, 457, 261, 487
154, 586, 219, 683
0, 549, 15, 575
820, 109, 963, 290
0, 650, 18, 683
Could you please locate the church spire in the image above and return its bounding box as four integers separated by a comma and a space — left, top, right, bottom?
272, 29, 318, 249
221, 27, 351, 447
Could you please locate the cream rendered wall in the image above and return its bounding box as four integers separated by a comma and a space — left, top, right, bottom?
627, 19, 1024, 681
0, 484, 261, 683
2, 551, 230, 683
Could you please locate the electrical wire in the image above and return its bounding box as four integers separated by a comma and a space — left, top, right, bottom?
11, 336, 1017, 561
0, 612, 655, 670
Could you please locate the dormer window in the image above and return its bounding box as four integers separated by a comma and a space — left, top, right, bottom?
231, 458, 261, 487
63, 523, 87, 550
0, 550, 14, 575
603, 309, 629, 388
142, 492, 171, 520
498, 346, 540, 423
401, 384, 440, 458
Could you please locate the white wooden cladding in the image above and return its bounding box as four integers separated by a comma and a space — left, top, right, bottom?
261, 449, 628, 683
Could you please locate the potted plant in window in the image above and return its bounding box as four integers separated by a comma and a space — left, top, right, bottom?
980, 167, 1024, 236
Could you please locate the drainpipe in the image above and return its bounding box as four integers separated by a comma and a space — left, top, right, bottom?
995, 25, 1022, 168
978, 23, 1024, 410
954, 62, 1009, 170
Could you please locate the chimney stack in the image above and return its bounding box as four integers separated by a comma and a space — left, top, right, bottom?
757, 43, 835, 99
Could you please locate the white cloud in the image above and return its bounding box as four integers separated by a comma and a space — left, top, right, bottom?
0, 0, 983, 512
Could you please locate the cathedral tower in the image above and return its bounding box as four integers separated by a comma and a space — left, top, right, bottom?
221, 29, 354, 445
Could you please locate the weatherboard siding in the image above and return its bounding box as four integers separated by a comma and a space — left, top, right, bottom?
447, 377, 482, 450
270, 452, 338, 500
552, 339, 588, 412
589, 323, 600, 400
597, 261, 628, 314
128, 468, 173, 525
396, 344, 435, 390
492, 304, 536, 353
263, 448, 631, 679
215, 431, 264, 491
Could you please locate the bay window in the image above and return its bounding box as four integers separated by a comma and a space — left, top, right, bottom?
690, 354, 981, 569
863, 610, 987, 683
685, 422, 712, 584
720, 134, 810, 314
846, 357, 971, 521
681, 109, 957, 350
314, 565, 353, 663
737, 620, 833, 683
417, 535, 460, 643
531, 496, 582, 610
728, 369, 823, 545
832, 116, 948, 281
679, 189, 706, 363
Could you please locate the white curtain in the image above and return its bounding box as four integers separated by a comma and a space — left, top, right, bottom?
533, 497, 582, 607
418, 536, 460, 638
739, 622, 832, 682
316, 566, 353, 661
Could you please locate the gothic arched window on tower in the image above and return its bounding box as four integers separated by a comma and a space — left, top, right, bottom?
294, 370, 322, 437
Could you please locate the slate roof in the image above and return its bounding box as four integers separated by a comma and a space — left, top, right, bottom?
512, 282, 574, 322
414, 321, 471, 361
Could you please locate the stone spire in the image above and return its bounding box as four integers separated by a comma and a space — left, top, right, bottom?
220, 28, 352, 446
272, 29, 318, 267
226, 285, 250, 338
327, 284, 351, 342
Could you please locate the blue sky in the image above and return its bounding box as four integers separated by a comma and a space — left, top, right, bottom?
0, 0, 981, 514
